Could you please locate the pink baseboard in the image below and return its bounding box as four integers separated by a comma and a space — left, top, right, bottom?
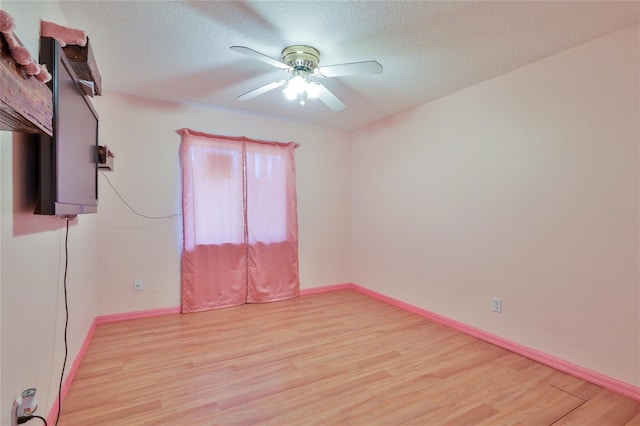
96, 306, 181, 324
46, 317, 98, 425
346, 283, 640, 402
300, 283, 353, 295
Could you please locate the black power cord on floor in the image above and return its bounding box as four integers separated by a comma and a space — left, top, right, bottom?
17, 414, 48, 425
55, 217, 71, 426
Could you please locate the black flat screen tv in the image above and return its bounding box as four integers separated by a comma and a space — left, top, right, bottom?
35, 36, 99, 215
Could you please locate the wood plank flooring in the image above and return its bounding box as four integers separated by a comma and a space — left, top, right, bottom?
59, 290, 640, 425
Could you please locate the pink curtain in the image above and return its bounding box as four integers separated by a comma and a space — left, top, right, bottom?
177, 128, 300, 313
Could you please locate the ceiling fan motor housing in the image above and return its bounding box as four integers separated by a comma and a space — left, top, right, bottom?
282, 45, 320, 72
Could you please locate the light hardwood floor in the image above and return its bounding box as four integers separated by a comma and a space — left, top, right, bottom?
59, 290, 640, 425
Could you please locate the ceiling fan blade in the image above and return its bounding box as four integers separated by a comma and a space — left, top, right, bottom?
316, 83, 345, 111
315, 60, 383, 78
237, 80, 286, 101
230, 46, 290, 71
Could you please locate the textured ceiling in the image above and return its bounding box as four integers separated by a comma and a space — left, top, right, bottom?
57, 1, 639, 131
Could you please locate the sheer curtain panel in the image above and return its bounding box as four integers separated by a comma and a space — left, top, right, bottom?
177, 129, 300, 313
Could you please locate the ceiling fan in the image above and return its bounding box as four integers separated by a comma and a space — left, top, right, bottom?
230, 45, 383, 111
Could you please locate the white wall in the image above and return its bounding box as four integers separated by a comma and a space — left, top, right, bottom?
352, 24, 639, 387
93, 93, 352, 315
0, 1, 98, 424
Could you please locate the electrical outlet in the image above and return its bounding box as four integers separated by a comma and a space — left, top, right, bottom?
134, 279, 143, 291
492, 297, 502, 313
12, 388, 38, 426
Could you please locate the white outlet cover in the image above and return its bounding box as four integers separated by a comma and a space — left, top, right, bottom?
492, 297, 502, 313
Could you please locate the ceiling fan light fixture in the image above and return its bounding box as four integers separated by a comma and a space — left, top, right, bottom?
283, 84, 298, 100
283, 79, 322, 104
283, 74, 307, 100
